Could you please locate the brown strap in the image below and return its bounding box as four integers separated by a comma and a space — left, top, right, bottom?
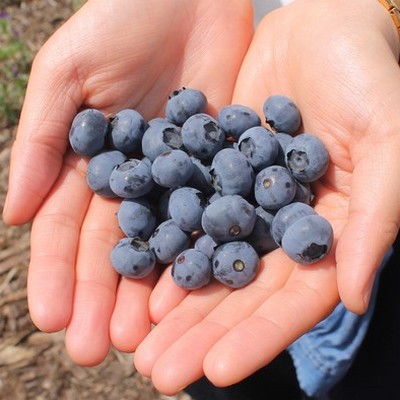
377, 0, 400, 38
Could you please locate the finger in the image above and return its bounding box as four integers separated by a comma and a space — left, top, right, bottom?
203, 253, 339, 387
337, 136, 400, 313
28, 152, 91, 332
149, 266, 191, 324
110, 271, 159, 353
148, 251, 294, 395
64, 195, 122, 366
134, 277, 232, 378
332, 45, 400, 313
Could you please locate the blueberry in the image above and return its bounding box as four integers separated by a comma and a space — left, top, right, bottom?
156, 188, 173, 223
207, 190, 223, 203
263, 95, 301, 134
201, 195, 256, 242
166, 87, 208, 126
186, 156, 215, 196
168, 187, 207, 232
110, 237, 156, 279
69, 109, 108, 157
117, 197, 157, 240
254, 165, 297, 210
109, 158, 154, 198
285, 133, 329, 182
246, 207, 279, 255
212, 241, 260, 288
181, 113, 225, 160
144, 179, 169, 205
148, 219, 191, 264
271, 202, 317, 246
171, 249, 212, 290
109, 109, 147, 154
151, 149, 194, 189
238, 126, 279, 171
86, 150, 127, 197
147, 117, 168, 126
281, 214, 333, 264
293, 181, 314, 205
141, 119, 183, 161
194, 234, 219, 259
210, 148, 254, 197
273, 132, 293, 166
217, 104, 261, 140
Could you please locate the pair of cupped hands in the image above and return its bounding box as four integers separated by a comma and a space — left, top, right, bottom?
4, 0, 400, 395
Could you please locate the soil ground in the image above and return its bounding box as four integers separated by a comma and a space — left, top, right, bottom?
0, 1, 191, 399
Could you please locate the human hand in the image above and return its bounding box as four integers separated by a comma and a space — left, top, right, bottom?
133, 0, 400, 393
2, 0, 253, 365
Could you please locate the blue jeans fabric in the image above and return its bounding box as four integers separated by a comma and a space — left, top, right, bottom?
287, 248, 393, 398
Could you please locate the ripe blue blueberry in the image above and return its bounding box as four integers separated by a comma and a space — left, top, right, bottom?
271, 202, 317, 246
186, 156, 215, 196
238, 126, 279, 171
194, 234, 219, 259
141, 119, 183, 161
168, 187, 207, 232
293, 181, 314, 205
274, 132, 293, 166
117, 197, 156, 240
171, 248, 212, 290
109, 109, 147, 154
201, 195, 256, 243
86, 150, 127, 197
181, 113, 225, 160
151, 149, 194, 188
263, 95, 301, 134
246, 207, 279, 255
166, 87, 208, 126
156, 188, 173, 223
285, 133, 329, 183
210, 148, 254, 197
148, 219, 191, 264
217, 104, 261, 140
109, 158, 154, 198
281, 214, 333, 264
69, 109, 108, 157
212, 241, 260, 288
110, 237, 156, 279
254, 165, 297, 210
207, 191, 222, 204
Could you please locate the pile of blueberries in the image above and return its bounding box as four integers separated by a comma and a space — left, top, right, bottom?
68, 87, 333, 290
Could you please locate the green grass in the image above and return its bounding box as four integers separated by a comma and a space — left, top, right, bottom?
0, 2, 87, 129
73, 0, 87, 11
0, 17, 31, 129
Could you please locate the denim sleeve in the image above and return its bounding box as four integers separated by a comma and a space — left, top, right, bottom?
287, 248, 393, 398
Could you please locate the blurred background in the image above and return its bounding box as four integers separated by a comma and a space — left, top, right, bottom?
0, 1, 277, 399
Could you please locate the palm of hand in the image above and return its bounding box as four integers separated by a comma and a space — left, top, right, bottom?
4, 0, 253, 366
133, 1, 400, 394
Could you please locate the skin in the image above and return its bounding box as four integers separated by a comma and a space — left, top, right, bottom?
3, 0, 400, 395
3, 0, 253, 365
134, 0, 400, 394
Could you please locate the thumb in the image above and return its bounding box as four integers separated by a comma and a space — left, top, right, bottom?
337, 133, 400, 314
3, 40, 82, 225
